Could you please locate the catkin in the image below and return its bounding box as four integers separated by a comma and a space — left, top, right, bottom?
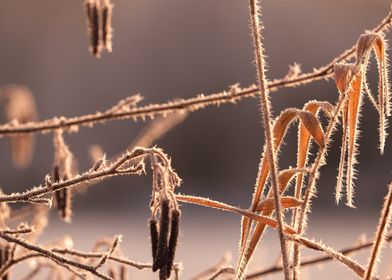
102, 0, 113, 52
166, 209, 180, 278
85, 0, 101, 57
149, 219, 159, 271
154, 199, 170, 273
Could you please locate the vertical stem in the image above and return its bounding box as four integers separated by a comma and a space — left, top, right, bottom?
247, 1, 290, 279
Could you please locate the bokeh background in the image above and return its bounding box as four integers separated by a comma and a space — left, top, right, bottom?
0, 0, 391, 279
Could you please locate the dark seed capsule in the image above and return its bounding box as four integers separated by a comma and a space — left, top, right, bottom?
154, 199, 170, 271
149, 219, 159, 271
166, 209, 180, 278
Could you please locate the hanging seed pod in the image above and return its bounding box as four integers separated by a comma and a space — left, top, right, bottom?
166, 209, 180, 278
102, 0, 113, 53
154, 199, 170, 272
85, 0, 101, 57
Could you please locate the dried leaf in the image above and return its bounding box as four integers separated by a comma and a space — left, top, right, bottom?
334, 63, 356, 94
336, 99, 349, 204
175, 194, 295, 234
356, 33, 390, 153
239, 109, 325, 275
256, 196, 303, 212
346, 70, 364, 207
297, 111, 325, 148
296, 101, 332, 205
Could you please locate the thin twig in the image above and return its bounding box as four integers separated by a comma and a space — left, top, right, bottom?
52, 248, 152, 270
288, 235, 379, 280
208, 267, 235, 280
0, 147, 173, 204
0, 233, 111, 279
0, 7, 390, 137
246, 232, 392, 279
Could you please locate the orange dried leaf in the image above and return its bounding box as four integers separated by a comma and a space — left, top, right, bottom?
336, 99, 349, 204
297, 111, 325, 148
356, 33, 390, 153
241, 109, 298, 249
175, 194, 295, 234
296, 101, 332, 202
256, 196, 303, 212
346, 70, 363, 207
334, 63, 356, 94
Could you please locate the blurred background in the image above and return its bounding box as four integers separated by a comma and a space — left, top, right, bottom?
0, 0, 391, 278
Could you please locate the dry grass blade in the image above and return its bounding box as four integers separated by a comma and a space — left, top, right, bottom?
346, 70, 363, 207
336, 98, 349, 204
175, 194, 296, 234
364, 184, 392, 280
356, 33, 390, 154
333, 63, 363, 206
294, 101, 332, 228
